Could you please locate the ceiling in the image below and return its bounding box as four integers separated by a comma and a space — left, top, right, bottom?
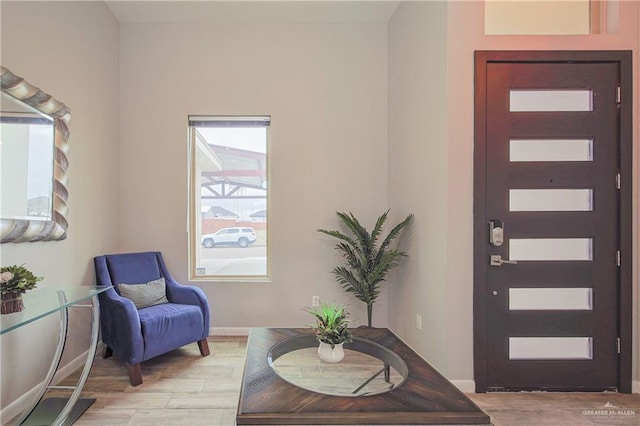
105, 1, 401, 24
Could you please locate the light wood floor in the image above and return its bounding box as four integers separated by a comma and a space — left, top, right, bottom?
47, 336, 640, 425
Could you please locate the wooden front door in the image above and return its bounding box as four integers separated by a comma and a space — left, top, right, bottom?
474, 51, 632, 392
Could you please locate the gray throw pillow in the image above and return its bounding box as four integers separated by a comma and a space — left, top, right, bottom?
118, 277, 169, 309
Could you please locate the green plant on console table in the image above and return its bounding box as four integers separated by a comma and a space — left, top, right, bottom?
305, 302, 353, 349
0, 264, 43, 296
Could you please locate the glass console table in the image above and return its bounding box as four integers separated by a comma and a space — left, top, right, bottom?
0, 286, 111, 426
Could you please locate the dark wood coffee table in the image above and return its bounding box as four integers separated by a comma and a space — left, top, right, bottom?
237, 328, 490, 425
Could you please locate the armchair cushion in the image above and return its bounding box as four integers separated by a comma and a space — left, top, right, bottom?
119, 277, 169, 309
138, 303, 205, 360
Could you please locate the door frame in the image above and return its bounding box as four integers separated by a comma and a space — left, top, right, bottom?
473, 50, 633, 393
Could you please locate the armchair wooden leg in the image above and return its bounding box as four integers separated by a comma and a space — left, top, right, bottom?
197, 338, 210, 357
103, 345, 113, 359
127, 363, 143, 386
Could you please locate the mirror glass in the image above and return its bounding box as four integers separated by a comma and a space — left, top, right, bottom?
1, 92, 55, 221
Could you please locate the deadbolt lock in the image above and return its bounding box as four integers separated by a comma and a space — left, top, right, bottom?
489, 220, 504, 247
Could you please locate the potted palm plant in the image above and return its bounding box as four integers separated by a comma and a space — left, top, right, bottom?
317, 210, 413, 327
0, 264, 43, 314
305, 302, 353, 363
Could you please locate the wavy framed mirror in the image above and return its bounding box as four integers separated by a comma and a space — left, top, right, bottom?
1, 66, 71, 243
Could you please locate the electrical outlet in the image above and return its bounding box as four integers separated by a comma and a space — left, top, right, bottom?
312, 296, 320, 307
416, 314, 422, 330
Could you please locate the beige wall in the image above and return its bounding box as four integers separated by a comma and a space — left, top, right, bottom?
0, 1, 120, 412
387, 1, 449, 372
118, 22, 389, 329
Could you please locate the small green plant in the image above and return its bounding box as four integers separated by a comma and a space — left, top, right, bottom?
0, 265, 43, 296
305, 302, 353, 349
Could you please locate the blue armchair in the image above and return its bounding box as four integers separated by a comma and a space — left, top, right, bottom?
94, 251, 210, 386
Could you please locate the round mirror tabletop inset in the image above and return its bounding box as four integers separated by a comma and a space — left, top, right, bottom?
268, 334, 408, 397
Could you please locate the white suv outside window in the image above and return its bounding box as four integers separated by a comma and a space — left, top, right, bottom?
201, 227, 257, 248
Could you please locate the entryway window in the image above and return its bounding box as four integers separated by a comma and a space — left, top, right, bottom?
187, 116, 270, 281
484, 0, 618, 35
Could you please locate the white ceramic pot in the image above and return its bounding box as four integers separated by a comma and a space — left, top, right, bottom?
318, 342, 345, 363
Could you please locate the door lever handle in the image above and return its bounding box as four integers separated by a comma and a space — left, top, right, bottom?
490, 255, 518, 267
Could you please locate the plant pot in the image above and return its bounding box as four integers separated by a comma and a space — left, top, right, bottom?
1, 291, 24, 315
318, 342, 345, 363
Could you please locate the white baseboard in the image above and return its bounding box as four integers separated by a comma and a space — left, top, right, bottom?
632, 380, 640, 394
0, 382, 40, 425
210, 327, 250, 336
451, 379, 476, 393
0, 349, 89, 423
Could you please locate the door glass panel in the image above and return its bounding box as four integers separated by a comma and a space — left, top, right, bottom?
510, 139, 593, 162
510, 238, 592, 261
509, 90, 593, 112
509, 288, 592, 310
509, 337, 593, 360
509, 189, 592, 211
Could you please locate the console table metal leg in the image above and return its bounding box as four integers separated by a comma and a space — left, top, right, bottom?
52, 294, 100, 425
14, 291, 69, 425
